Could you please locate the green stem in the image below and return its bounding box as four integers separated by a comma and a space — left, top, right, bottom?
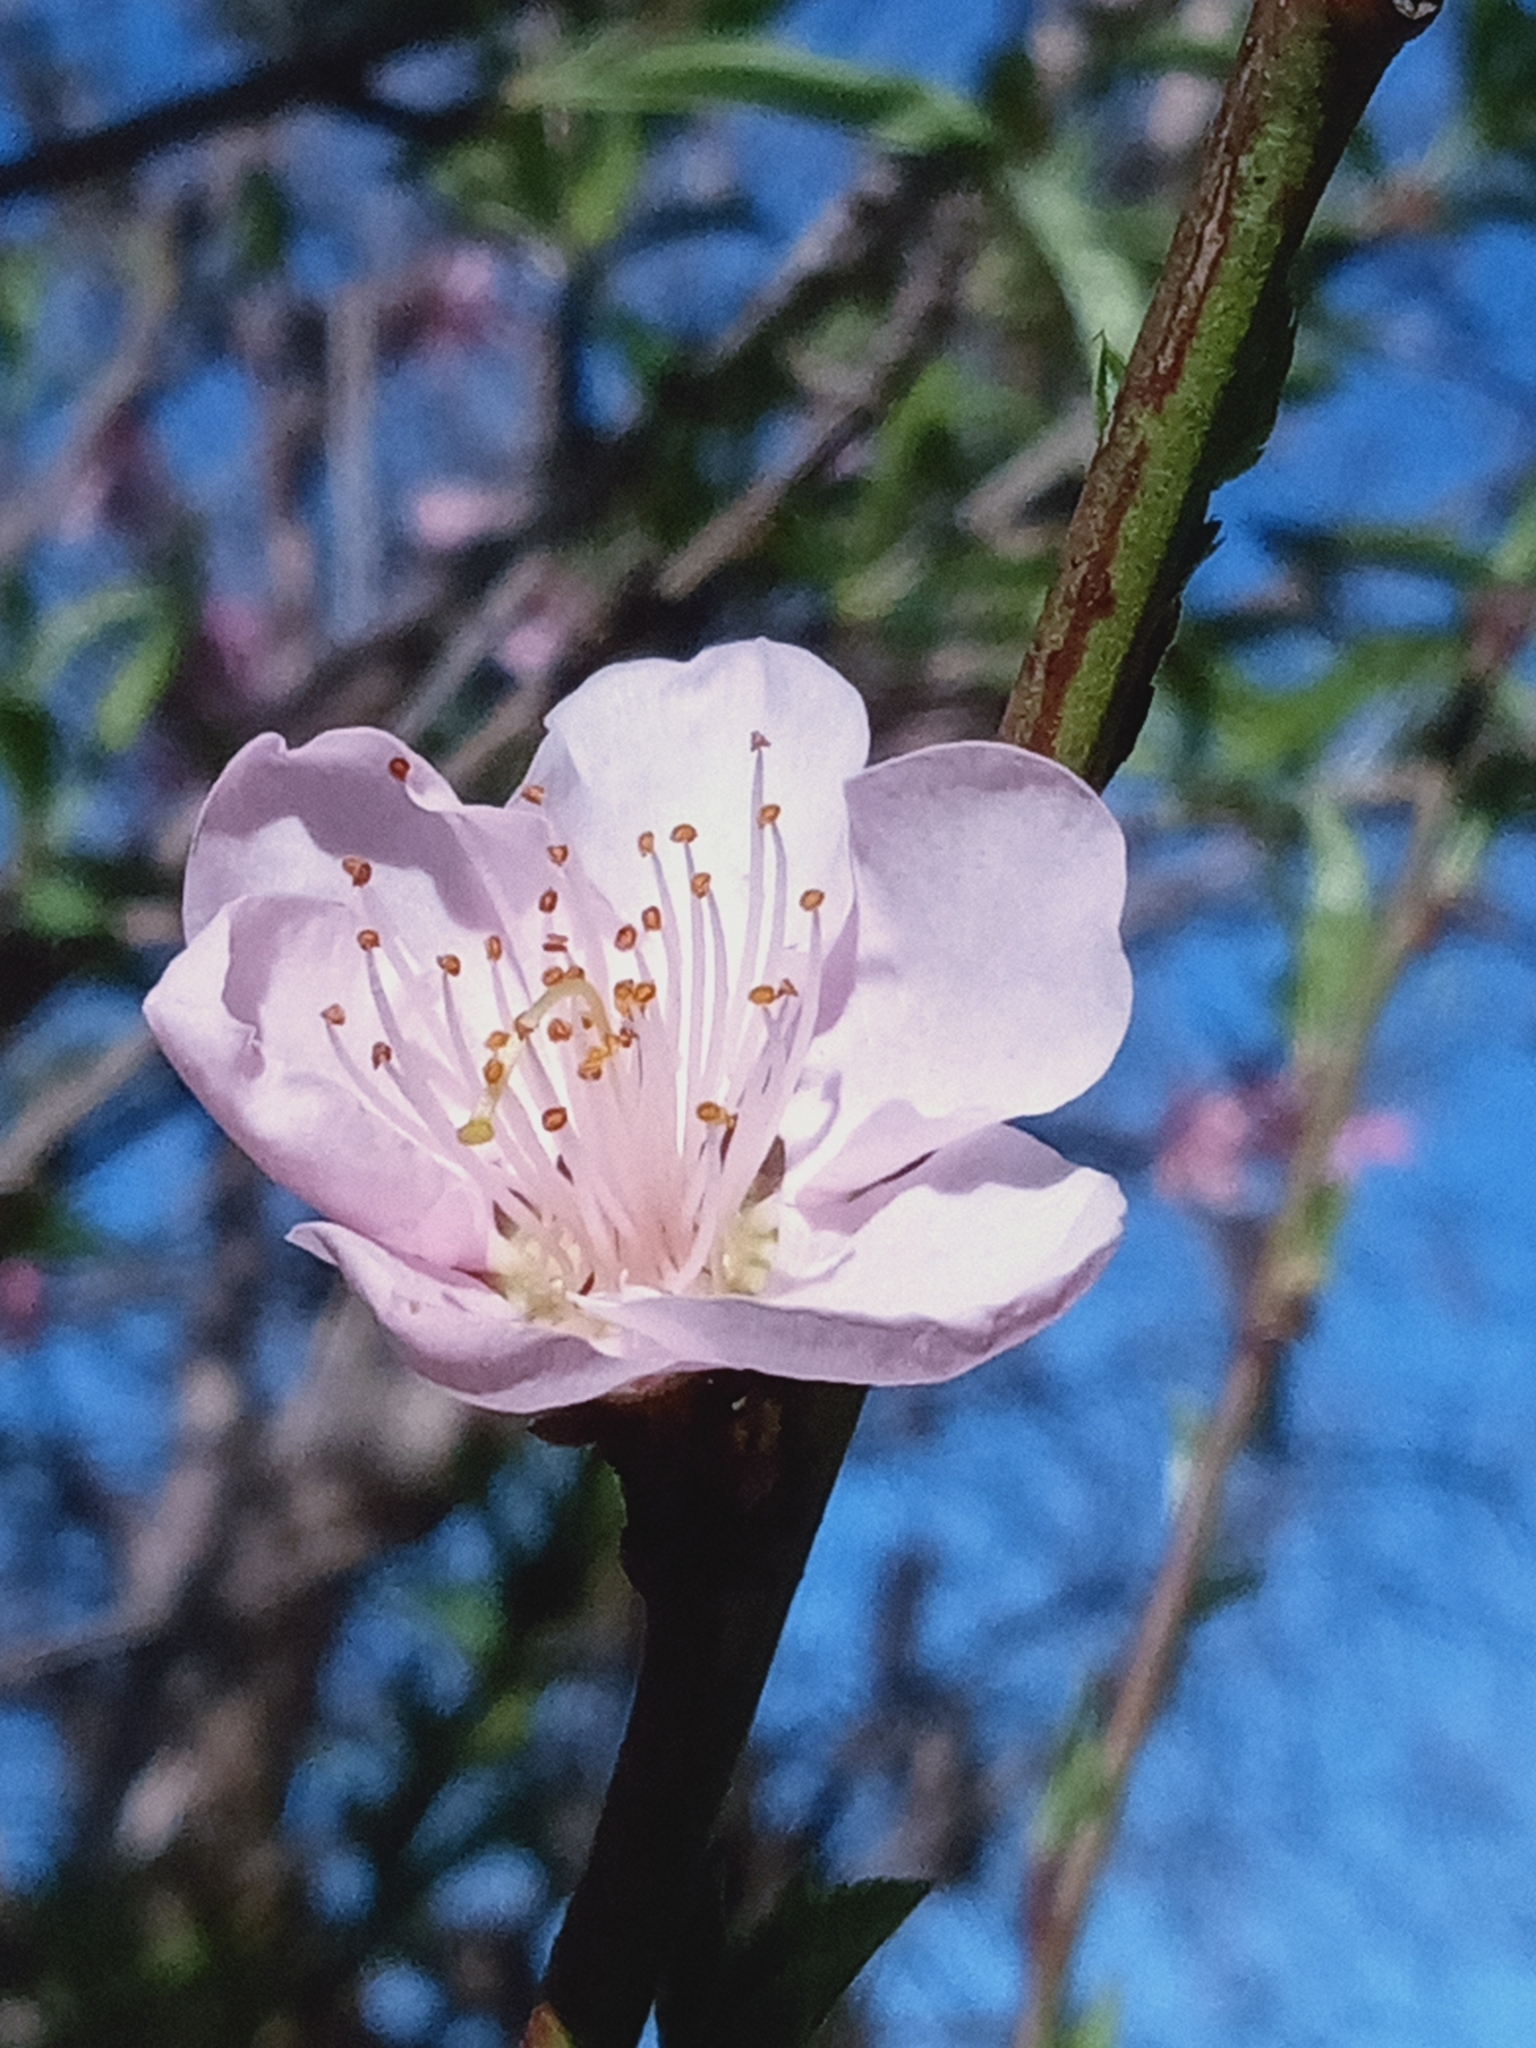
1001, 0, 1441, 790
526, 1374, 864, 2048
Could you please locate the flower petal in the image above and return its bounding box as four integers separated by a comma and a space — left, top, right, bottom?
601, 1123, 1124, 1385
145, 895, 488, 1270
291, 1222, 644, 1412
786, 742, 1131, 1194
526, 640, 869, 942
181, 726, 545, 952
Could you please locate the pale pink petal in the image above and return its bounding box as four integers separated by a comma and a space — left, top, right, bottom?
601, 1124, 1124, 1386
145, 895, 487, 1270
786, 743, 1131, 1195
526, 641, 869, 941
291, 1222, 650, 1412
181, 727, 546, 948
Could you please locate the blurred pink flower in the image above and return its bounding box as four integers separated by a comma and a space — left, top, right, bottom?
1156, 1074, 1413, 1215
144, 642, 1131, 1413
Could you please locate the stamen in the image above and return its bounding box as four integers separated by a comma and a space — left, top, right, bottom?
342, 857, 372, 886
521, 785, 546, 805
542, 1106, 569, 1133
749, 984, 777, 1005
757, 804, 780, 828
484, 1057, 506, 1086
642, 906, 662, 932
486, 935, 504, 961
548, 844, 570, 866
800, 889, 825, 913
438, 953, 462, 975
638, 831, 655, 856
539, 888, 559, 914
358, 930, 381, 951
548, 1018, 573, 1042
690, 873, 712, 899
615, 924, 638, 951
696, 1101, 730, 1124
635, 982, 657, 1009
670, 823, 697, 844
542, 936, 570, 953
388, 756, 410, 782
486, 1030, 511, 1050
750, 730, 770, 750
321, 1003, 346, 1026
779, 977, 799, 999
542, 965, 567, 988
458, 1117, 495, 1146
372, 1042, 392, 1068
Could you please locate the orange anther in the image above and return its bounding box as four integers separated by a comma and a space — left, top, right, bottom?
539, 888, 559, 914
342, 856, 372, 886
749, 984, 777, 1005
757, 803, 781, 828
615, 924, 638, 951
642, 905, 662, 932
800, 888, 825, 912
438, 953, 462, 975
638, 830, 656, 856
388, 756, 410, 781
670, 823, 697, 844
548, 844, 570, 866
542, 965, 566, 988
695, 1100, 729, 1124
577, 1051, 606, 1082
371, 1041, 392, 1068
358, 929, 381, 951
483, 1057, 506, 1086
520, 784, 546, 806
485, 934, 504, 961
542, 936, 569, 953
542, 1106, 569, 1133
690, 872, 711, 898
634, 981, 657, 1008
617, 1026, 636, 1048
548, 1018, 574, 1043
485, 1030, 511, 1050
321, 1003, 346, 1026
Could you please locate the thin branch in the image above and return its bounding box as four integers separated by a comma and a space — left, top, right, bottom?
0, 5, 485, 204
0, 1024, 155, 1194
1015, 768, 1465, 2048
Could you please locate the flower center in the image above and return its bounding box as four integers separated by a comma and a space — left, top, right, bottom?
318, 737, 825, 1325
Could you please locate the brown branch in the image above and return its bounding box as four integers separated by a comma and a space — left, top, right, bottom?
1016, 769, 1463, 2048
0, 5, 485, 204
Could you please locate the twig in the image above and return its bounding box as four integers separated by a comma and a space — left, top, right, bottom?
1001, 0, 1442, 788
1015, 770, 1463, 2048
0, 1025, 155, 1194
0, 3, 486, 204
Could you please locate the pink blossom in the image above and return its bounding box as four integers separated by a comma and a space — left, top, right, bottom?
143, 642, 1131, 1413
1156, 1074, 1413, 1215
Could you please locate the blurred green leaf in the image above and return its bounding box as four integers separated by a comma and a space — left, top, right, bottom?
1054, 1990, 1123, 2048
509, 33, 993, 154
94, 598, 181, 753
1032, 1721, 1113, 1859
19, 866, 109, 938
1008, 150, 1148, 370
235, 167, 292, 277
0, 246, 41, 375
657, 1872, 927, 2048
1291, 797, 1373, 1065
0, 695, 58, 812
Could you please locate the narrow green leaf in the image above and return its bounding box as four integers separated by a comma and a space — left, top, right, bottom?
509, 33, 993, 154
1291, 797, 1373, 1065
1008, 151, 1148, 372
1032, 1723, 1113, 1859
94, 601, 181, 753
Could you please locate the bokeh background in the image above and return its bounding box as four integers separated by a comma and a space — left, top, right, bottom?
1, 0, 1534, 2042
